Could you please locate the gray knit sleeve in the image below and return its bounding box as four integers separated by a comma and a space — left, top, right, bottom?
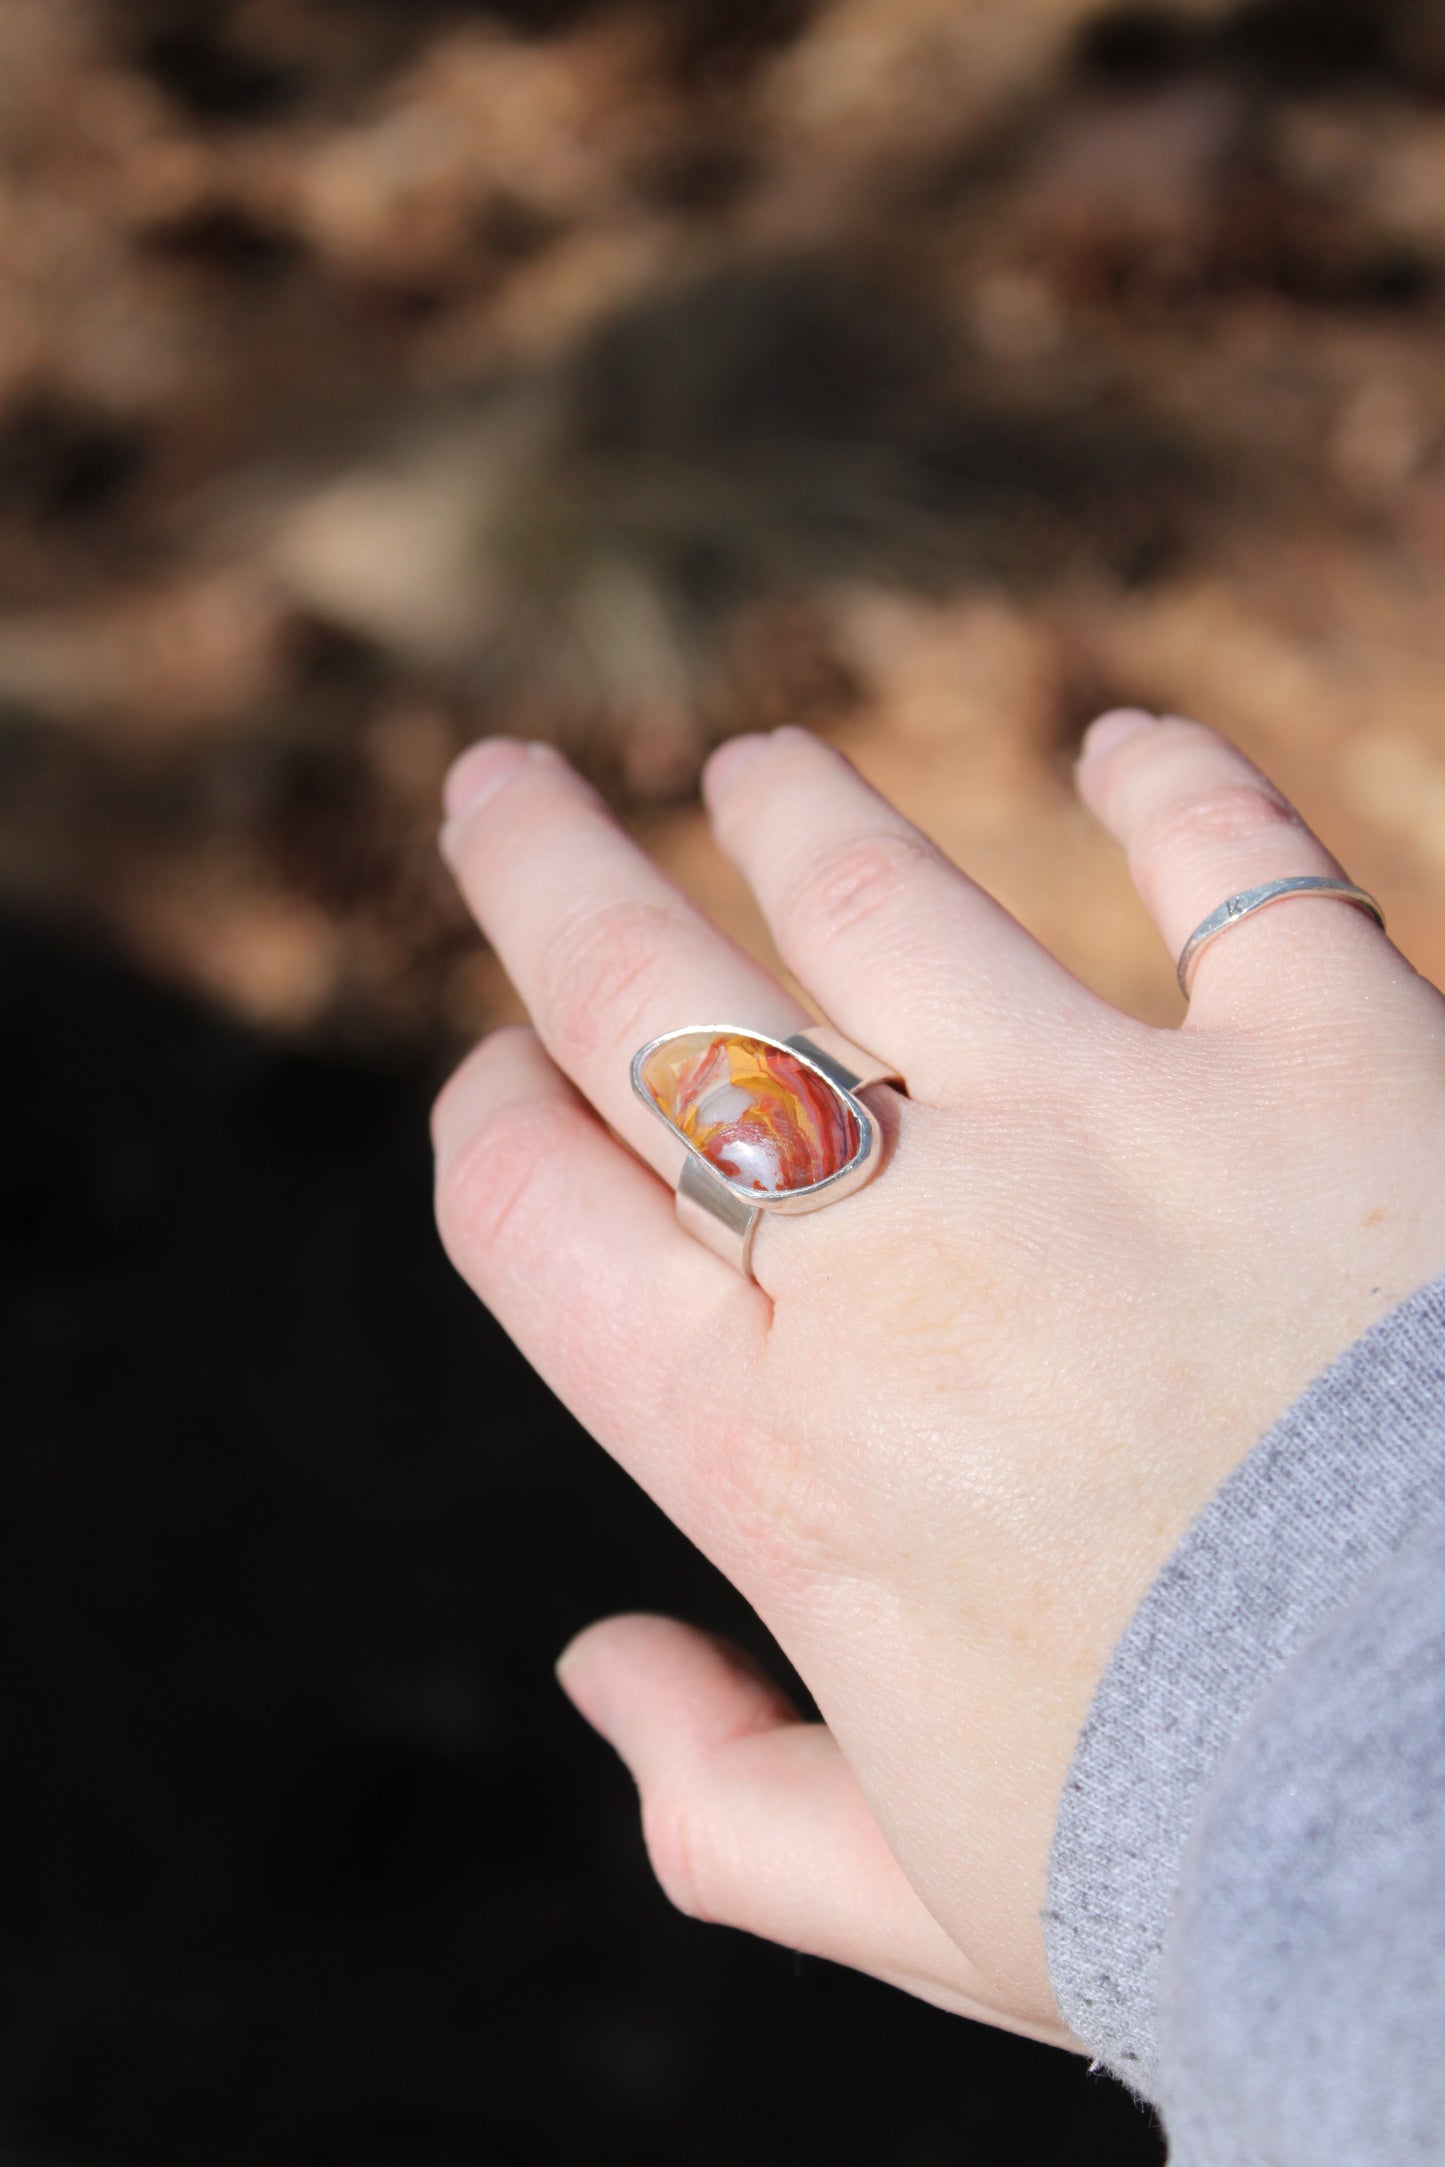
1044, 1273, 1445, 2114
1158, 1516, 1445, 2165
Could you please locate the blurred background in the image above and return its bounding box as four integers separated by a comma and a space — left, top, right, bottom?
3, 0, 1445, 2159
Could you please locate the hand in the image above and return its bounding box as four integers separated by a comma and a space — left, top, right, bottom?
431, 710, 1445, 2046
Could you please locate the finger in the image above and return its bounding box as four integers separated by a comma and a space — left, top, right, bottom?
1075, 709, 1395, 1025
433, 1025, 765, 1532
440, 740, 807, 1173
557, 1614, 1076, 2049
704, 729, 1101, 1098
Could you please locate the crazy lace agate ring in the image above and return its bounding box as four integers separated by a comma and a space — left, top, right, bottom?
631, 1024, 902, 1278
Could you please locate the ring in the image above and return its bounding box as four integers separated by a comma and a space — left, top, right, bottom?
631, 1025, 902, 1278
1176, 876, 1385, 998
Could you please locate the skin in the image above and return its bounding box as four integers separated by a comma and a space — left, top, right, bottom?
431, 708, 1445, 2048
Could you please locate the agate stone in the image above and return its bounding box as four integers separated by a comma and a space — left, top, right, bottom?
638, 1031, 860, 1195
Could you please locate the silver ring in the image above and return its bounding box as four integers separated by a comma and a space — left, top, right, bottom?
1177, 876, 1385, 998
631, 1025, 901, 1279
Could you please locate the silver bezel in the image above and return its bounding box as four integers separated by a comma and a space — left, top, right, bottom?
630, 1024, 884, 1216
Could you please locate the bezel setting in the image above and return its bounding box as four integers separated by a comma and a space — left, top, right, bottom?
630, 1024, 884, 1215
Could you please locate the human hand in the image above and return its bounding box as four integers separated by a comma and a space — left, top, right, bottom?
432, 711, 1445, 2046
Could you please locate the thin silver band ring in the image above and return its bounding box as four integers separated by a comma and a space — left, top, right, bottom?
1177, 876, 1385, 998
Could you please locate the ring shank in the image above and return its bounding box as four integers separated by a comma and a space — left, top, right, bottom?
676, 1154, 760, 1276
787, 1026, 899, 1096
1176, 877, 1385, 998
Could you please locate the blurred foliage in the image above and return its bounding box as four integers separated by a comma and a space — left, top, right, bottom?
2, 0, 1445, 1039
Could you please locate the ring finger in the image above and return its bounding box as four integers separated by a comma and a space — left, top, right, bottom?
441, 737, 813, 1182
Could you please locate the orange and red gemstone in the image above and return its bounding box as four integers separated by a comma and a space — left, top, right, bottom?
638, 1032, 860, 1195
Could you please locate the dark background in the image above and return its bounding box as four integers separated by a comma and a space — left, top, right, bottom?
5, 0, 1445, 2159
2, 916, 1162, 2164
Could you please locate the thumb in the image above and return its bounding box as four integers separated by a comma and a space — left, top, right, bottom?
557, 1613, 1076, 2049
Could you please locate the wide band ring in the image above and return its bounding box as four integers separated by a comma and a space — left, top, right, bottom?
1176, 876, 1385, 998
631, 1024, 902, 1279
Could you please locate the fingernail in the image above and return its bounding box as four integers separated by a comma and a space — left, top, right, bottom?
1079, 708, 1158, 763
555, 1642, 615, 1745
702, 732, 769, 804
442, 738, 530, 823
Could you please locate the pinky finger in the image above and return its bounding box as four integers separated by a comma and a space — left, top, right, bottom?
556, 1614, 1078, 2049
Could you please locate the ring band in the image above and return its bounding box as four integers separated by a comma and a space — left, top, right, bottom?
1176, 876, 1385, 998
631, 1024, 901, 1279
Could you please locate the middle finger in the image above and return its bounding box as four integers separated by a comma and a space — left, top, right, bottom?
704, 727, 1108, 1097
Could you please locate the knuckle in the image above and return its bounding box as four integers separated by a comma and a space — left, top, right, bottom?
640, 1782, 714, 1923
536, 897, 693, 1057
1134, 781, 1297, 875
435, 1099, 571, 1269
782, 830, 933, 958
